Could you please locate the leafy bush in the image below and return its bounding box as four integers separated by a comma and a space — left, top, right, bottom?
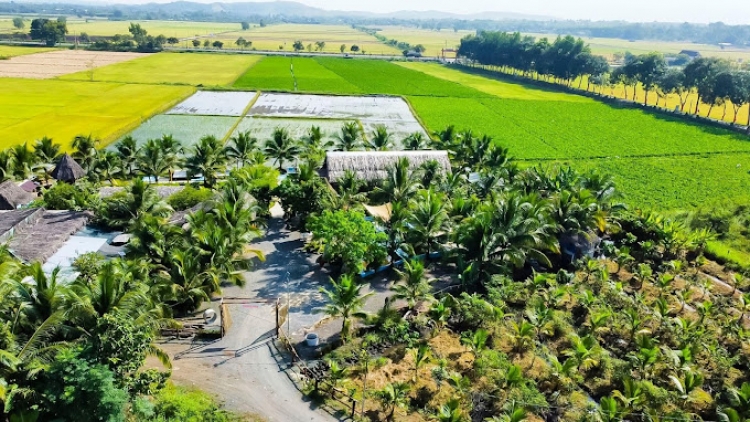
43, 181, 96, 210
167, 186, 213, 211
72, 251, 104, 283
144, 384, 236, 422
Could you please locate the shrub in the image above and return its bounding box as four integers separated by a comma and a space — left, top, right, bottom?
43, 181, 95, 210
146, 384, 235, 422
167, 186, 213, 211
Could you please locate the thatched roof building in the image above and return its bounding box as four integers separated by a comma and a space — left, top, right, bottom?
322, 151, 451, 182
0, 181, 35, 210
51, 154, 86, 183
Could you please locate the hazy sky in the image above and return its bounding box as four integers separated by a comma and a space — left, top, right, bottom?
221, 0, 746, 24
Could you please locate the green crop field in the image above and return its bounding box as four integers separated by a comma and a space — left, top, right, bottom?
125, 114, 239, 146
233, 56, 364, 93
0, 45, 57, 58
0, 78, 193, 149
61, 52, 261, 86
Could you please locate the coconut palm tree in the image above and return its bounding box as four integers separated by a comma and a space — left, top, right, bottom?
264, 128, 300, 172
138, 139, 169, 183
417, 159, 442, 189
185, 135, 229, 188
403, 132, 428, 150
408, 188, 450, 258
167, 248, 219, 314
33, 136, 61, 165
376, 157, 421, 204
0, 150, 14, 182
115, 135, 140, 179
91, 150, 122, 184
157, 135, 184, 182
333, 122, 362, 151
428, 296, 452, 331
331, 170, 367, 210
125, 213, 182, 267
564, 334, 604, 371
71, 134, 99, 171
10, 143, 39, 180
392, 259, 432, 311
318, 274, 373, 343
432, 125, 456, 149
98, 179, 173, 230
226, 130, 259, 168
461, 328, 489, 357
375, 382, 410, 421
437, 398, 465, 422
366, 125, 393, 151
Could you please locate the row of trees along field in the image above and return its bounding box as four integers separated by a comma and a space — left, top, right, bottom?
458, 31, 750, 126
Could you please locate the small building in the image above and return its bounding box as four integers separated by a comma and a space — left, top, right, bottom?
321, 150, 451, 183
0, 180, 35, 210
51, 154, 86, 183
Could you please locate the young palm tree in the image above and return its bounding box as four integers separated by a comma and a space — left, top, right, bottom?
375, 382, 410, 421
437, 398, 464, 422
428, 296, 452, 331
156, 135, 184, 182
0, 150, 14, 181
408, 188, 450, 258
138, 139, 169, 183
409, 344, 431, 382
73, 259, 154, 322
167, 248, 219, 314
185, 135, 229, 188
366, 125, 393, 151
71, 134, 99, 171
403, 132, 428, 150
226, 130, 258, 168
417, 159, 443, 188
376, 157, 421, 204
332, 170, 367, 210
264, 128, 300, 172
392, 259, 432, 311
333, 122, 362, 151
318, 274, 373, 343
461, 328, 489, 357
115, 136, 140, 179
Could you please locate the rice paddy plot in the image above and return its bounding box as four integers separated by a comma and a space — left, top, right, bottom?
231, 117, 349, 143
61, 52, 262, 86
166, 91, 257, 116
0, 45, 58, 58
233, 56, 362, 93
0, 50, 147, 79
570, 153, 750, 210
0, 78, 193, 149
374, 26, 474, 57
64, 19, 241, 38
124, 115, 239, 147
397, 62, 591, 102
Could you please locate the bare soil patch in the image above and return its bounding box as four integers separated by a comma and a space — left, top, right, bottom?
0, 50, 148, 79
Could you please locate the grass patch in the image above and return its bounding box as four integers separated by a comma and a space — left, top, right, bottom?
0, 78, 193, 150
0, 45, 57, 58
61, 52, 262, 86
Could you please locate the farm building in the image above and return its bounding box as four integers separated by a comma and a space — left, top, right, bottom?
0, 180, 35, 210
0, 208, 92, 263
321, 150, 451, 182
51, 154, 86, 183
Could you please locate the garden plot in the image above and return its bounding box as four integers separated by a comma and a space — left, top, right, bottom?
165, 91, 257, 116
247, 93, 428, 141
125, 114, 237, 147
0, 50, 147, 79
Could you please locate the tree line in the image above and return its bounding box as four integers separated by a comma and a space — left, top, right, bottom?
458, 31, 750, 127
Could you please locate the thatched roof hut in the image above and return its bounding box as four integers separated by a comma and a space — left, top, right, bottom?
322, 151, 451, 182
0, 181, 35, 210
51, 154, 86, 183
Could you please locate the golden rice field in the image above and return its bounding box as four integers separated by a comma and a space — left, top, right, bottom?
0, 78, 193, 149
193, 24, 402, 55
60, 52, 262, 85
375, 26, 472, 57
0, 16, 243, 38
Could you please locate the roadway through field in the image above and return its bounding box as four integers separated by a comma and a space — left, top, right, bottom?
166, 302, 336, 422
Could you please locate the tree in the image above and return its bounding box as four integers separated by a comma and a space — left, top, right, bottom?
12, 17, 24, 30
408, 188, 450, 257
403, 132, 428, 150
318, 274, 373, 342
71, 134, 99, 172
375, 382, 410, 421
92, 150, 122, 184
240, 21, 250, 30
366, 125, 393, 151
315, 41, 326, 51
292, 40, 304, 52
156, 135, 183, 182
684, 57, 730, 115
138, 139, 168, 183
166, 36, 179, 45
79, 32, 90, 43
375, 157, 421, 204
307, 209, 387, 274
633, 52, 667, 105
660, 69, 690, 111
226, 130, 259, 168
203, 39, 210, 48
95, 179, 172, 230
185, 135, 229, 188
212, 40, 223, 49
350, 45, 360, 52
192, 39, 200, 48
392, 259, 432, 311
10, 142, 39, 180
115, 136, 140, 179
30, 18, 67, 46
717, 71, 750, 124
264, 128, 300, 172
333, 122, 363, 151
340, 44, 346, 53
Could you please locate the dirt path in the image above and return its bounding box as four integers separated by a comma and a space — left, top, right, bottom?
163, 303, 336, 422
